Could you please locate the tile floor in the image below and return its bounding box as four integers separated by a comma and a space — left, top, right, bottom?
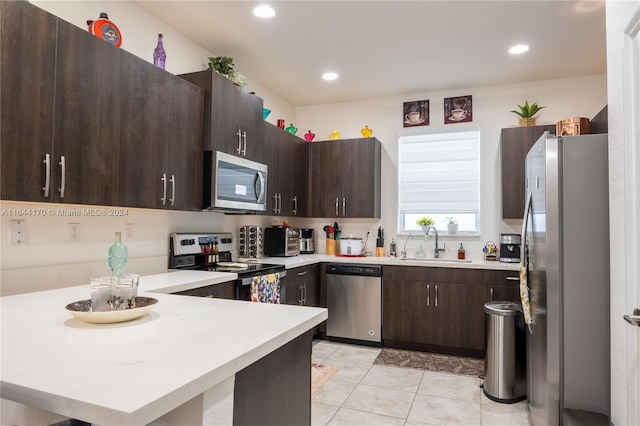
311, 340, 531, 426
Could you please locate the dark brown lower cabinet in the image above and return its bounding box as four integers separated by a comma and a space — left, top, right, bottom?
172, 281, 235, 299
284, 264, 319, 306
382, 265, 514, 358
234, 330, 312, 426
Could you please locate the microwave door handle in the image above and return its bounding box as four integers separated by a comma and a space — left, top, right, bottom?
255, 171, 266, 203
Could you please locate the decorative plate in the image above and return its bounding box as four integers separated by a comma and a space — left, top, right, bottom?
65, 297, 157, 324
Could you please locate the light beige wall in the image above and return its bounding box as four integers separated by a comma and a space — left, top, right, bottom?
2, 1, 607, 296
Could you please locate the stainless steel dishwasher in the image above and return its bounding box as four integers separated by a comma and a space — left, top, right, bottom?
326, 264, 382, 345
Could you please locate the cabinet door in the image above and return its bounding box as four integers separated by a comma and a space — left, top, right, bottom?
237, 86, 264, 161
0, 2, 57, 202
118, 53, 168, 209
383, 279, 434, 344
166, 75, 205, 210
430, 282, 486, 351
501, 125, 555, 218
262, 123, 283, 215
291, 139, 308, 217
276, 132, 296, 216
283, 279, 301, 305
340, 138, 381, 218
308, 142, 342, 217
54, 21, 121, 205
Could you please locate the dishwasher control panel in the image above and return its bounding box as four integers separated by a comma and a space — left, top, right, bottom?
326, 264, 382, 276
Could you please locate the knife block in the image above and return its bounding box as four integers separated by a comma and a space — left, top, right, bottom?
326, 239, 338, 255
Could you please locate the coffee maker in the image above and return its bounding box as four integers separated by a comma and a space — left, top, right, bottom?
499, 233, 521, 263
299, 228, 315, 254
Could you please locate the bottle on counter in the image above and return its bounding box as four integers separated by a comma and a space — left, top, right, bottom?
153, 33, 166, 69
458, 243, 466, 260
108, 232, 128, 277
390, 238, 397, 257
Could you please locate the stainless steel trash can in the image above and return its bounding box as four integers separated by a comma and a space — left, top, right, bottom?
483, 301, 526, 403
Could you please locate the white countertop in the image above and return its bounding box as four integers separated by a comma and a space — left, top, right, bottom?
0, 272, 327, 425
251, 254, 520, 271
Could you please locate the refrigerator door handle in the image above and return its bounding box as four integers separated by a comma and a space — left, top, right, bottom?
521, 191, 533, 263
624, 308, 640, 327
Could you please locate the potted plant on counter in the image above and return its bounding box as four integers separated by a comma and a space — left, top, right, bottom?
207, 56, 247, 87
445, 217, 458, 235
416, 217, 435, 233
511, 100, 545, 127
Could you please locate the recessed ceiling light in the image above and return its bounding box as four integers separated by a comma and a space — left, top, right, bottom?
253, 5, 275, 18
509, 44, 530, 55
322, 72, 338, 81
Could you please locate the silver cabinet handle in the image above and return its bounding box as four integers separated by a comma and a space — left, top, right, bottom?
342, 197, 346, 217
298, 285, 303, 305
161, 173, 167, 205
42, 154, 51, 197
170, 174, 176, 206
435, 284, 438, 307
303, 283, 307, 305
293, 196, 298, 216
297, 271, 308, 276
278, 193, 282, 214
506, 277, 520, 281
426, 284, 430, 307
236, 130, 242, 155
273, 193, 278, 214
624, 308, 640, 327
335, 198, 339, 217
58, 156, 66, 198
490, 287, 494, 301
242, 131, 247, 156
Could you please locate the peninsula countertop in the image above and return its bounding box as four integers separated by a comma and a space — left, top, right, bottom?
0, 271, 327, 425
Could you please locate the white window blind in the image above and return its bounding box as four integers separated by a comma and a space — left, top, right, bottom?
398, 131, 480, 232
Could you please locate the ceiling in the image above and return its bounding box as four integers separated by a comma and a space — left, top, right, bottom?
132, 1, 607, 107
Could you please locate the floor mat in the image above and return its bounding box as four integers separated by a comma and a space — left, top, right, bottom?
311, 363, 338, 394
373, 348, 484, 377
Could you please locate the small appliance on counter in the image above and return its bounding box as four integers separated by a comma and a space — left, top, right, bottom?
499, 233, 521, 263
239, 225, 263, 259
339, 236, 364, 256
299, 228, 315, 254
264, 227, 300, 257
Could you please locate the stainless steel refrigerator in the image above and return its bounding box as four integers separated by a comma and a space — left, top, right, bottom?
523, 132, 610, 426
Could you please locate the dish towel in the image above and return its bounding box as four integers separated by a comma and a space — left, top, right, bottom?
519, 262, 533, 334
250, 273, 281, 304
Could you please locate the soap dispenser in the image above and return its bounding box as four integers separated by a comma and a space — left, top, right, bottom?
458, 243, 466, 260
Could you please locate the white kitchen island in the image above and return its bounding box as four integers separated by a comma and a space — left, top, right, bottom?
0, 271, 327, 425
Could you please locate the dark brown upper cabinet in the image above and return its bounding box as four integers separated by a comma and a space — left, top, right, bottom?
307, 138, 381, 218
500, 125, 555, 219
1, 0, 120, 206
178, 70, 265, 162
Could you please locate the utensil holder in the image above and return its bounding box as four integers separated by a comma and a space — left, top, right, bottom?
326, 239, 338, 255
376, 247, 384, 257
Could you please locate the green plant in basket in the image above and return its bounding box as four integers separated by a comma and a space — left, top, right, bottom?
510, 100, 545, 118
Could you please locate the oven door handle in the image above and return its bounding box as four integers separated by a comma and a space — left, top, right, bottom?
240, 270, 287, 286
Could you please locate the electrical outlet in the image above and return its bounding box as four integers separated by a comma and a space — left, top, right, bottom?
123, 223, 134, 241
10, 220, 25, 245
68, 223, 81, 243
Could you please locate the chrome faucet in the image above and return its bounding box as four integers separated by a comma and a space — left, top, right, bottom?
425, 226, 445, 258
400, 233, 414, 259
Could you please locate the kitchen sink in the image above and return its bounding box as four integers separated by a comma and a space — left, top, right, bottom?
399, 257, 473, 263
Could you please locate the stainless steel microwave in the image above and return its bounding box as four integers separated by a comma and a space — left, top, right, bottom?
204, 151, 268, 212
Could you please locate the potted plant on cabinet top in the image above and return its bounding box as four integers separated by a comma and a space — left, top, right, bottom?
445, 217, 458, 235
207, 56, 247, 87
416, 217, 435, 233
511, 100, 545, 127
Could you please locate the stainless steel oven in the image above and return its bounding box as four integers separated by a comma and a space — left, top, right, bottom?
169, 232, 286, 301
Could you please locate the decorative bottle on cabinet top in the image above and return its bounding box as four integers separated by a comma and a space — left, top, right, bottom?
153, 33, 166, 69
108, 232, 128, 277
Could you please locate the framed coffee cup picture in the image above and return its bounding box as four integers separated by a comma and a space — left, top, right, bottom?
403, 100, 429, 127
444, 95, 472, 124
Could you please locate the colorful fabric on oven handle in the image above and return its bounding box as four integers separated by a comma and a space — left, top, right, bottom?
250, 272, 281, 304
520, 192, 533, 334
